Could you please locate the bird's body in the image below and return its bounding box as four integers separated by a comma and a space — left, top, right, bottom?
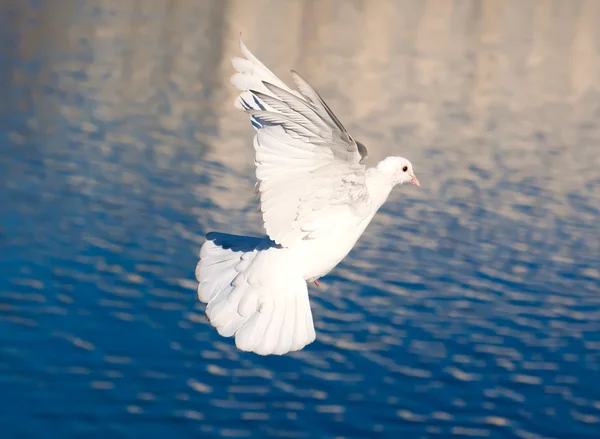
294, 167, 398, 282
195, 40, 419, 355
289, 205, 371, 283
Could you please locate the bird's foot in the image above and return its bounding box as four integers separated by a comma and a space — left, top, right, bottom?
314, 279, 321, 287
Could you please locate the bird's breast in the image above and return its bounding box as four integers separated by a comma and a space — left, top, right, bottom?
293, 212, 375, 282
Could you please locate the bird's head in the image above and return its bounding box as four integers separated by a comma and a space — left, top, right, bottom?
377, 156, 420, 187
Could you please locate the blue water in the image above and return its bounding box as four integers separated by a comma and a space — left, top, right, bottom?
1, 1, 600, 438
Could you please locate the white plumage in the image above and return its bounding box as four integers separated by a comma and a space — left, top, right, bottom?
196, 40, 420, 355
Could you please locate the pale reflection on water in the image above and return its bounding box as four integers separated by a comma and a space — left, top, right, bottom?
1, 1, 599, 438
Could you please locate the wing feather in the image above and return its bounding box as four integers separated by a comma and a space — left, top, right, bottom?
231, 40, 372, 247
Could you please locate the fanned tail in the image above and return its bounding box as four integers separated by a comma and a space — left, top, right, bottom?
195, 232, 316, 355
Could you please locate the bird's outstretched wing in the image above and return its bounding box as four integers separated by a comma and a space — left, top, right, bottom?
231, 40, 371, 248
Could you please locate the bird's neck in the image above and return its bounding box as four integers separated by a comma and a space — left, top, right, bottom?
365, 165, 396, 210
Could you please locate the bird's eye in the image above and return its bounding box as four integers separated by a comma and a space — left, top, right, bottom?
402, 166, 408, 172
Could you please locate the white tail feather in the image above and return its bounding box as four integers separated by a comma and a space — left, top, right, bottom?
196, 233, 316, 355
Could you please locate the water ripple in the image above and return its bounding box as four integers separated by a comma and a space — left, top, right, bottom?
1, 1, 600, 438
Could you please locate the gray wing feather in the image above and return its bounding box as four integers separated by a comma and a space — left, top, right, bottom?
290, 71, 368, 163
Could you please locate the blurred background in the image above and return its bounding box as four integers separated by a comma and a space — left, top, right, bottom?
1, 0, 599, 438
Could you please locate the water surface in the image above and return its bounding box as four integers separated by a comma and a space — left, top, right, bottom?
1, 1, 599, 438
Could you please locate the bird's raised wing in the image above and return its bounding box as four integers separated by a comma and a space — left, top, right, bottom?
231, 40, 370, 248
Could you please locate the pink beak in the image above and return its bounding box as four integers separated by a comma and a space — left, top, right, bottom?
411, 174, 420, 187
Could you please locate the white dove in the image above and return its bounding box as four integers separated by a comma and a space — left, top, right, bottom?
195, 40, 420, 356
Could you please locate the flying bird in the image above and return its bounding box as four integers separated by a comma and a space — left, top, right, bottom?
195, 40, 420, 355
